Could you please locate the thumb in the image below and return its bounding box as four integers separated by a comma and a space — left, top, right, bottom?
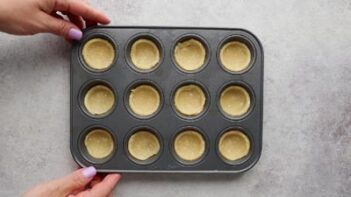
42, 14, 83, 40
56, 166, 97, 195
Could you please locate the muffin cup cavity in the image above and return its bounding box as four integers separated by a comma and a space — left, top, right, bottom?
125, 127, 162, 165
217, 128, 252, 165
131, 39, 160, 70
218, 82, 254, 119
172, 81, 210, 120
171, 127, 208, 165
79, 80, 117, 118
172, 35, 209, 73
218, 36, 255, 74
79, 126, 116, 164
80, 34, 117, 72
125, 80, 163, 119
126, 34, 163, 73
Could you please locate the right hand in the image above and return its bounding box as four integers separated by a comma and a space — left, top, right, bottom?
23, 166, 121, 197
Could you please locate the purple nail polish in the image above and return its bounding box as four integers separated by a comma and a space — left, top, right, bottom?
68, 28, 82, 40
82, 166, 96, 179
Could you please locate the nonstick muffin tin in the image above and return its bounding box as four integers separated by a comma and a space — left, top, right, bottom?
70, 26, 263, 173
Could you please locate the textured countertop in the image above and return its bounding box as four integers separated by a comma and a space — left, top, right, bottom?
0, 0, 350, 196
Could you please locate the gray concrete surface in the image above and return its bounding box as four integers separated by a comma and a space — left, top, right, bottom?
0, 0, 350, 196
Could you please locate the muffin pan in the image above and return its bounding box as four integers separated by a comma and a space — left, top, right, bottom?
70, 26, 263, 173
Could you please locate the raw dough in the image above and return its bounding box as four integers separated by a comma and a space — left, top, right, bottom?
128, 131, 160, 161
220, 41, 251, 72
130, 39, 160, 70
129, 85, 160, 117
84, 85, 115, 116
220, 86, 250, 117
82, 38, 115, 70
84, 129, 114, 159
219, 130, 250, 161
174, 130, 205, 161
174, 39, 206, 71
174, 84, 206, 116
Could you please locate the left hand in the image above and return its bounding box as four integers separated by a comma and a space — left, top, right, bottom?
0, 0, 110, 40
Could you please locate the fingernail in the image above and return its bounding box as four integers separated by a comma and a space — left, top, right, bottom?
68, 28, 82, 40
82, 166, 96, 179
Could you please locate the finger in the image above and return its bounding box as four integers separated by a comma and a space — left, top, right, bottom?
88, 174, 121, 196
67, 13, 85, 29
85, 19, 97, 28
51, 12, 65, 20
70, 172, 101, 196
90, 174, 103, 187
60, 11, 85, 29
54, 0, 110, 24
41, 13, 82, 40
55, 166, 97, 196
77, 0, 97, 28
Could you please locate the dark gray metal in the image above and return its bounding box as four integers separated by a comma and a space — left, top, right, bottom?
70, 26, 264, 173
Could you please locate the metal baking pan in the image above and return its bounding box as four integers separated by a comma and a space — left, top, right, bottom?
70, 26, 263, 173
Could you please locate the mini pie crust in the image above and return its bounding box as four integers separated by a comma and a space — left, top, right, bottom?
174, 130, 205, 161
220, 41, 251, 72
219, 130, 250, 161
84, 129, 114, 159
129, 85, 160, 117
84, 85, 115, 116
220, 86, 250, 117
174, 84, 206, 116
174, 39, 206, 71
128, 131, 160, 161
130, 39, 160, 70
82, 38, 115, 70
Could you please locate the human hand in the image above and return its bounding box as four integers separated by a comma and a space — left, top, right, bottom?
23, 166, 121, 197
0, 0, 110, 40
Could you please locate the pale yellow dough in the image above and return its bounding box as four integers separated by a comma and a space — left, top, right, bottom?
128, 131, 160, 161
84, 85, 115, 116
129, 85, 160, 117
82, 38, 115, 70
219, 130, 250, 161
84, 129, 114, 159
174, 39, 206, 71
130, 39, 160, 70
220, 86, 250, 117
174, 84, 206, 116
174, 130, 205, 161
220, 41, 251, 72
